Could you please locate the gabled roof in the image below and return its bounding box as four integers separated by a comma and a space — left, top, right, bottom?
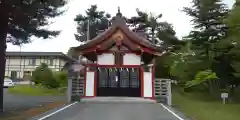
73, 9, 165, 56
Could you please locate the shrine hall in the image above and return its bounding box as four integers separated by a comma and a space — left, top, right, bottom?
73, 9, 165, 99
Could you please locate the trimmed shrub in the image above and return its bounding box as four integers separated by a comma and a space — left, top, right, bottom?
32, 63, 60, 88
54, 71, 68, 87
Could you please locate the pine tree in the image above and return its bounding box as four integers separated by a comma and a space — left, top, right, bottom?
0, 0, 66, 112
183, 0, 231, 92
183, 0, 229, 70
226, 0, 240, 79
183, 0, 229, 54
127, 9, 182, 48
74, 5, 111, 42
127, 9, 162, 44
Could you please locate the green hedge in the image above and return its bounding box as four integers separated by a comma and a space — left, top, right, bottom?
32, 63, 68, 89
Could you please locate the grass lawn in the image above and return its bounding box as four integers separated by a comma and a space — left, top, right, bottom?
172, 89, 240, 120
8, 85, 66, 96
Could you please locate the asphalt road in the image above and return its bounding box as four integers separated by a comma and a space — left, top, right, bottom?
3, 88, 66, 112
37, 102, 183, 120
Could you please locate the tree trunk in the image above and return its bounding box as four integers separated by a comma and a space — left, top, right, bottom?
0, 2, 9, 113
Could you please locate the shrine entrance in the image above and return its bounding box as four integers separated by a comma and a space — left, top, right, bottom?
72, 9, 165, 99
97, 67, 141, 97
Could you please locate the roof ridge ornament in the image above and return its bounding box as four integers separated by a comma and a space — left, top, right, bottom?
116, 6, 122, 17
112, 6, 126, 26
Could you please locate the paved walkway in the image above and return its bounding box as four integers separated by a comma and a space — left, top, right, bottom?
33, 97, 186, 120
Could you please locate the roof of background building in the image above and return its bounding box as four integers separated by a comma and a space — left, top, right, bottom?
6, 51, 65, 57
6, 51, 78, 62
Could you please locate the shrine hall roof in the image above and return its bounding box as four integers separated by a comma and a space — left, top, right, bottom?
73, 9, 165, 54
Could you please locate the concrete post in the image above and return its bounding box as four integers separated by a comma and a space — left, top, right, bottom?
167, 79, 172, 106
67, 78, 72, 102
67, 66, 74, 102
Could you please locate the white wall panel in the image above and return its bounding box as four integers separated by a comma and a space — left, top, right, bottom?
123, 53, 141, 65
143, 72, 152, 97
97, 54, 114, 65
85, 72, 95, 96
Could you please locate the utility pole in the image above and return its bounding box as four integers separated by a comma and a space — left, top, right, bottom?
19, 44, 22, 79
87, 19, 90, 40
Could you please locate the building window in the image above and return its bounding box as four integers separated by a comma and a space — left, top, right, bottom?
23, 71, 31, 76
44, 59, 48, 64
23, 71, 31, 80
10, 71, 17, 79
29, 58, 36, 65
49, 59, 53, 66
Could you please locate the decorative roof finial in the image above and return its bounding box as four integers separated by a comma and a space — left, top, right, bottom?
118, 6, 120, 13
112, 6, 126, 25
116, 6, 122, 17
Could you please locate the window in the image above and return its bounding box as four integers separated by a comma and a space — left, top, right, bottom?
49, 59, 53, 66
23, 71, 31, 76
10, 71, 17, 79
29, 58, 36, 65
23, 71, 31, 80
44, 59, 48, 63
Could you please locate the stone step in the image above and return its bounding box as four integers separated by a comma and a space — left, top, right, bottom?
81, 97, 156, 103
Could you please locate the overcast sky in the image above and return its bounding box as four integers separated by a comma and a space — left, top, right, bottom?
6, 0, 234, 53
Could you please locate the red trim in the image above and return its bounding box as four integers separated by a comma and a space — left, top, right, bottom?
81, 30, 116, 54
82, 47, 98, 54
143, 97, 156, 101
98, 50, 140, 54
81, 96, 95, 98
83, 46, 156, 55
84, 64, 144, 97
86, 64, 141, 68
81, 37, 157, 55
122, 31, 157, 52
83, 67, 87, 97
140, 67, 144, 97
97, 51, 142, 59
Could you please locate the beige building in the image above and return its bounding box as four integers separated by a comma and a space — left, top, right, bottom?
5, 52, 74, 80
